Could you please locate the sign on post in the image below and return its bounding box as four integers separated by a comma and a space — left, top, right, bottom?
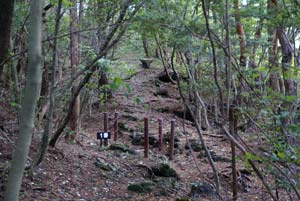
97, 131, 111, 140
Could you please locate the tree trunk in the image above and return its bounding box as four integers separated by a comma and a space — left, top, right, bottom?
268, 0, 280, 92
0, 0, 15, 78
3, 0, 44, 200
68, 0, 80, 141
233, 0, 247, 68
34, 0, 63, 167
277, 28, 295, 96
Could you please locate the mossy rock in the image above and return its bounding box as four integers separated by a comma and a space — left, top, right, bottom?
154, 177, 177, 196
190, 182, 215, 197
122, 114, 139, 121
119, 122, 129, 131
128, 181, 154, 193
175, 198, 191, 201
185, 139, 204, 152
164, 133, 180, 148
151, 163, 179, 180
130, 133, 158, 147
95, 157, 116, 171
108, 143, 136, 155
198, 150, 231, 162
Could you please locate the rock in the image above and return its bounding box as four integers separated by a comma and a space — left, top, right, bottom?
185, 139, 204, 152
130, 133, 158, 147
122, 114, 139, 121
197, 150, 231, 162
140, 58, 154, 68
150, 163, 179, 180
154, 177, 177, 196
155, 88, 169, 97
164, 132, 181, 148
157, 70, 177, 83
119, 122, 129, 131
190, 182, 215, 198
175, 198, 191, 201
108, 143, 136, 155
95, 157, 116, 171
128, 181, 154, 193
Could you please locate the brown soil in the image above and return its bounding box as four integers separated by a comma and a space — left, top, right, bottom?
0, 66, 287, 201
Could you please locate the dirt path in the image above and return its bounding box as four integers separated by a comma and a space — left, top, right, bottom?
1, 65, 263, 201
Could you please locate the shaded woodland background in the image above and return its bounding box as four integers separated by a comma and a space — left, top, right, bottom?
1, 0, 300, 200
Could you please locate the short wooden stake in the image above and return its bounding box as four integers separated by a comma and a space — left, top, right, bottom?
104, 112, 109, 146
114, 112, 119, 142
169, 119, 175, 161
158, 118, 163, 152
144, 117, 149, 158
229, 106, 238, 201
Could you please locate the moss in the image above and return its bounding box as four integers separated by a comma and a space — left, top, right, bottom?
128, 181, 154, 193
151, 163, 179, 179
109, 143, 136, 154
175, 198, 191, 201
185, 139, 204, 152
190, 182, 215, 197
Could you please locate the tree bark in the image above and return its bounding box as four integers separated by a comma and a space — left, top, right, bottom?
268, 0, 280, 92
68, 0, 80, 141
0, 0, 15, 78
34, 0, 63, 167
4, 0, 44, 200
233, 0, 247, 68
277, 28, 295, 96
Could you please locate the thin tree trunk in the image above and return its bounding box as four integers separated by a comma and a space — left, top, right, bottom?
0, 0, 15, 78
225, 0, 232, 117
233, 0, 248, 68
277, 28, 295, 96
4, 0, 44, 200
68, 0, 80, 141
34, 0, 63, 167
268, 0, 280, 92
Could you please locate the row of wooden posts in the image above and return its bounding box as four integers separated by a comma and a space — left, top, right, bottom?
100, 112, 176, 161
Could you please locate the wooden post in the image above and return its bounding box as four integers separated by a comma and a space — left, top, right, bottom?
169, 119, 175, 161
229, 106, 238, 201
104, 112, 109, 146
144, 117, 149, 158
114, 112, 119, 142
158, 118, 163, 152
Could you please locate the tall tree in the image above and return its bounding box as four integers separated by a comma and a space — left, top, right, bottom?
68, 0, 80, 141
0, 0, 15, 78
3, 0, 44, 200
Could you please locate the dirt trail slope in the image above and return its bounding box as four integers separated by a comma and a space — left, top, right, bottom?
0, 66, 262, 201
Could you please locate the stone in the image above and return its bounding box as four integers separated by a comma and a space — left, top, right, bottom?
190, 182, 215, 198
128, 181, 154, 193
95, 157, 116, 171
130, 132, 158, 147
197, 150, 231, 162
164, 132, 181, 148
140, 58, 154, 68
119, 122, 129, 131
157, 70, 177, 83
184, 139, 204, 152
150, 163, 179, 180
154, 177, 177, 196
108, 143, 136, 155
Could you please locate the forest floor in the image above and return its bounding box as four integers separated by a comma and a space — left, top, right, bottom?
0, 63, 278, 200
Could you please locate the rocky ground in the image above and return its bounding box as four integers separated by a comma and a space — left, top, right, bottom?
0, 65, 278, 201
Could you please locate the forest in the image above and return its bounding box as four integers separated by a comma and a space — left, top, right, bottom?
0, 0, 300, 200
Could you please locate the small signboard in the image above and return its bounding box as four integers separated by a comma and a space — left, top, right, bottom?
97, 131, 111, 139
